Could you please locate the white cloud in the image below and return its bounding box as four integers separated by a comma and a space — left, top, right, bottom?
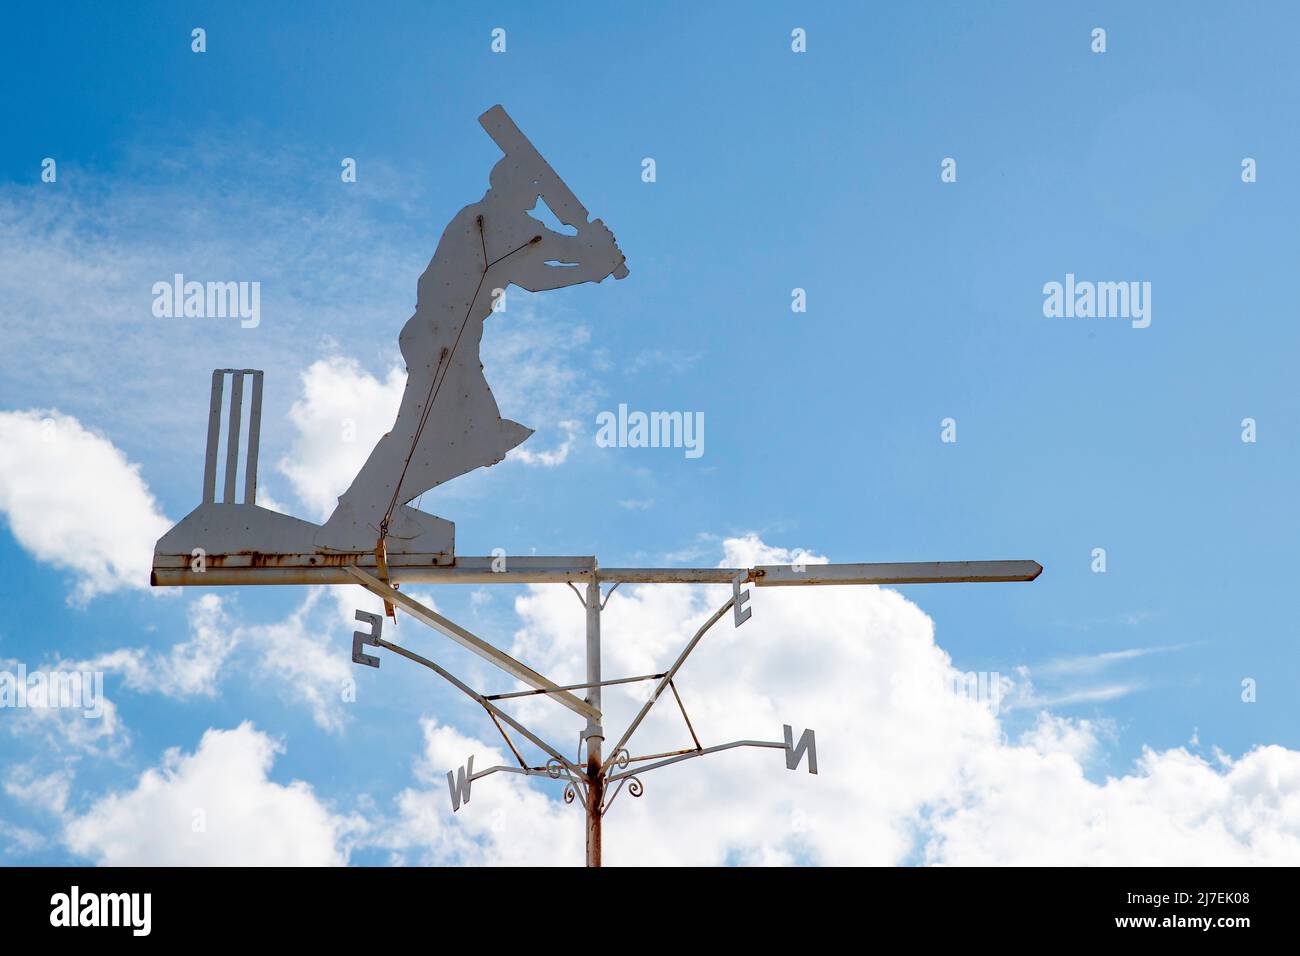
0, 153, 431, 458
19, 528, 1295, 867
1016, 713, 1109, 763
923, 742, 1300, 866
0, 149, 607, 536
64, 722, 361, 865
623, 348, 702, 376
275, 307, 601, 519
487, 534, 983, 865
0, 410, 171, 602
76, 594, 236, 698
377, 719, 579, 866
1038, 644, 1190, 676
0, 820, 45, 856
2, 696, 127, 756
1016, 684, 1145, 708
67, 589, 353, 732
509, 419, 579, 467
251, 590, 355, 733
376, 535, 1300, 866
479, 305, 601, 437
278, 357, 406, 521
5, 765, 73, 815
0, 657, 127, 756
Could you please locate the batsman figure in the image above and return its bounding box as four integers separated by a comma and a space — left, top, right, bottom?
315, 106, 627, 553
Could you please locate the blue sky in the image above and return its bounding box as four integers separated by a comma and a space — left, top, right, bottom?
2, 2, 1299, 865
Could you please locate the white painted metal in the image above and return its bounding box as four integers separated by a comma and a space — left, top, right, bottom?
752, 560, 1043, 586
605, 739, 787, 782
202, 371, 223, 504
310, 104, 627, 554
152, 555, 1042, 587
154, 504, 324, 558
244, 370, 263, 505
479, 106, 629, 281
223, 371, 242, 504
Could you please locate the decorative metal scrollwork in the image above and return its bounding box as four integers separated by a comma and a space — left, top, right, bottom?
545, 757, 587, 808
601, 769, 644, 814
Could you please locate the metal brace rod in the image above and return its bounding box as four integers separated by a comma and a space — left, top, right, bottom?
601, 773, 639, 814
617, 746, 699, 764
347, 565, 599, 721
607, 739, 787, 782
484, 709, 528, 769
484, 672, 664, 701
470, 764, 569, 782
668, 680, 703, 752
469, 763, 591, 810
372, 636, 581, 775
602, 593, 735, 770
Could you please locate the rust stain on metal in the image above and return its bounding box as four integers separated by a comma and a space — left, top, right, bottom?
200, 551, 375, 568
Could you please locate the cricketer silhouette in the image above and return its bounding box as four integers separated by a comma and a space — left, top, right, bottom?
153, 106, 627, 567
316, 106, 627, 554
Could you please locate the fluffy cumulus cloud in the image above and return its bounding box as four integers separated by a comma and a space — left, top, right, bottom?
378, 719, 580, 867
21, 533, 1300, 866
448, 534, 987, 865
278, 356, 406, 521
376, 536, 1300, 866
75, 594, 236, 698
53, 588, 352, 736
251, 589, 356, 733
64, 722, 362, 865
0, 657, 127, 756
925, 732, 1300, 865
0, 410, 171, 602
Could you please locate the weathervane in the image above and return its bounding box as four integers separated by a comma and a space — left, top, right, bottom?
151, 105, 1042, 867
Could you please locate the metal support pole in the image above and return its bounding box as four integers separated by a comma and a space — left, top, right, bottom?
584, 577, 603, 867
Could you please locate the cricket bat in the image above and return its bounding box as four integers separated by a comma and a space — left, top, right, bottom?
478, 104, 629, 279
